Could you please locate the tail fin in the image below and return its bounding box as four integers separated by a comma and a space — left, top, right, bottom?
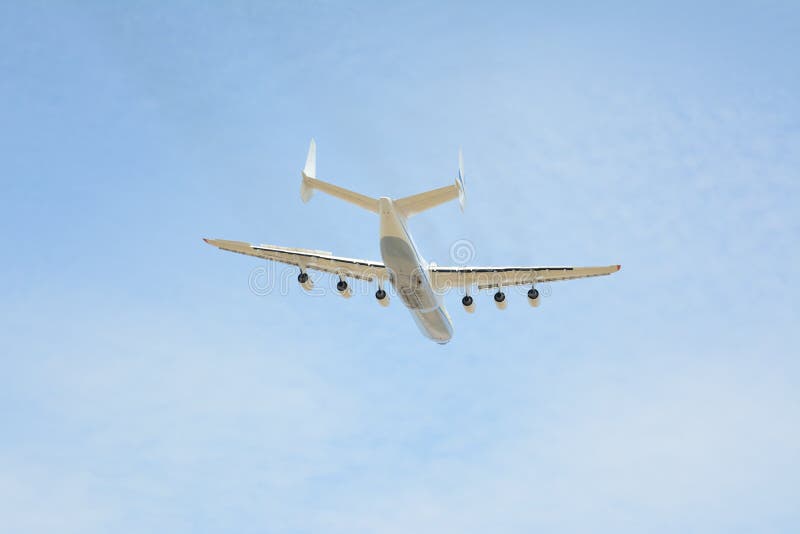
457, 147, 466, 210
300, 139, 316, 202
300, 139, 379, 213
395, 148, 466, 217
303, 139, 316, 178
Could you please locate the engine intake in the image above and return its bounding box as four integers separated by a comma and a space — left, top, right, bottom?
297, 271, 314, 291
336, 279, 351, 298
297, 271, 313, 290
494, 290, 507, 310
527, 287, 540, 307
462, 295, 475, 313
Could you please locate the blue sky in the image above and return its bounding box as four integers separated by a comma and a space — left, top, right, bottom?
1, 1, 799, 532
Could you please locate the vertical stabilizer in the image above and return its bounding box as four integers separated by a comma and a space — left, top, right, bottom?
304, 138, 316, 178
300, 139, 316, 202
456, 148, 466, 211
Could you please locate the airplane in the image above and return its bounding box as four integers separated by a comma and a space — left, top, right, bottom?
203, 140, 621, 344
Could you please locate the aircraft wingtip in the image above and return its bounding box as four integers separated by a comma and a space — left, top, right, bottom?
616, 264, 622, 271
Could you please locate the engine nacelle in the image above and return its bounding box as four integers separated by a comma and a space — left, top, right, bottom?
297, 272, 314, 291
494, 290, 507, 310
337, 279, 351, 298
527, 288, 540, 307
461, 295, 475, 314
375, 289, 389, 307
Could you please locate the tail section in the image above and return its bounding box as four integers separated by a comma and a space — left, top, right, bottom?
299, 140, 466, 217
457, 148, 465, 209
394, 148, 466, 217
300, 138, 317, 202
300, 139, 379, 213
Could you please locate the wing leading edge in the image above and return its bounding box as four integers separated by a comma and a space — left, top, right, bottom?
203, 238, 388, 282
429, 264, 621, 290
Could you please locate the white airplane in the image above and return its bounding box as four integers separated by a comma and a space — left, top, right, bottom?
204, 140, 621, 344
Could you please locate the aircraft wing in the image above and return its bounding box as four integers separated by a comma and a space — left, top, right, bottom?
204, 238, 388, 282
429, 264, 621, 290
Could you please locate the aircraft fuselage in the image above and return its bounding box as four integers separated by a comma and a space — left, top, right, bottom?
378, 197, 453, 344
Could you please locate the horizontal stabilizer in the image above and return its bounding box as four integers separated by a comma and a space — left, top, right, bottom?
300, 139, 379, 213
395, 184, 460, 217
395, 148, 466, 217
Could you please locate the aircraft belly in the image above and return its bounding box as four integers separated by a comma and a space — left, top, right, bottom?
410, 307, 453, 344
379, 236, 437, 311
380, 235, 453, 343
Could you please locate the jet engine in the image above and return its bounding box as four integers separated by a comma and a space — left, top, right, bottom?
375, 288, 389, 307
494, 290, 507, 310
297, 271, 313, 291
336, 279, 351, 298
461, 295, 475, 313
527, 287, 540, 307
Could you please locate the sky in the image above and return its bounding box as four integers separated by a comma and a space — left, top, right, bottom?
1, 1, 799, 532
